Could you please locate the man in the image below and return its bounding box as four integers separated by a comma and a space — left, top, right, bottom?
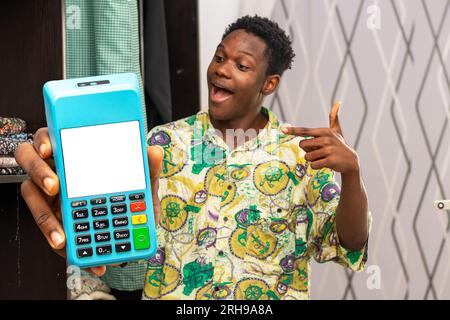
15, 15, 370, 300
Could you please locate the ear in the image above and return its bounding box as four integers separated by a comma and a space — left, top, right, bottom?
261, 75, 281, 96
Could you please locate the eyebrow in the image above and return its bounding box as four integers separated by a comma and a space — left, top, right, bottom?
217, 44, 256, 59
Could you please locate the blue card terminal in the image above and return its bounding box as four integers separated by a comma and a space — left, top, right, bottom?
43, 73, 156, 268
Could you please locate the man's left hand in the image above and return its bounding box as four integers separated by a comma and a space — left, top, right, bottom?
282, 101, 360, 174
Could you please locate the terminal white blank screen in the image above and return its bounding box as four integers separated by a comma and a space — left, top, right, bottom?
60, 121, 146, 199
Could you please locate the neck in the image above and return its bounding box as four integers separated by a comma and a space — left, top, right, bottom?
209, 107, 269, 150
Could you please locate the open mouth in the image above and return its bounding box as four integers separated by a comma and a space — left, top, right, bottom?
210, 83, 234, 104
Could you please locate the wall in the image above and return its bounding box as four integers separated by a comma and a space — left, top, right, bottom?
198, 0, 450, 300
198, 0, 240, 109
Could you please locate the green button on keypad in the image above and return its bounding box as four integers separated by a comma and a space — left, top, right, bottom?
133, 227, 150, 250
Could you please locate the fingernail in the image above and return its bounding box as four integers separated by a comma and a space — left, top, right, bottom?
92, 267, 104, 276
39, 144, 47, 157
91, 268, 100, 276
50, 231, 64, 248
43, 177, 55, 193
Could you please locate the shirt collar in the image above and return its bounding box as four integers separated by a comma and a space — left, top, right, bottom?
192, 107, 282, 152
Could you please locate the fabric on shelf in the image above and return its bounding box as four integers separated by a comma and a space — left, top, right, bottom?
0, 156, 19, 168
0, 117, 27, 135
0, 167, 25, 175
0, 136, 33, 155
4, 133, 34, 140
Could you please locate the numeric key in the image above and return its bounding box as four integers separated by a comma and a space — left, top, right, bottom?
76, 235, 91, 245
111, 204, 127, 215
92, 207, 108, 217
113, 217, 129, 227
73, 209, 88, 220
94, 232, 111, 243
74, 222, 90, 233
93, 219, 109, 230
96, 245, 112, 256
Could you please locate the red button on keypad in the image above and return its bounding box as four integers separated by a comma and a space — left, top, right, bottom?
130, 201, 146, 212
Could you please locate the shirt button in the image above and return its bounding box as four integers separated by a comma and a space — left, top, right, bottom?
223, 216, 228, 222
218, 250, 224, 256
227, 185, 233, 190
213, 286, 219, 292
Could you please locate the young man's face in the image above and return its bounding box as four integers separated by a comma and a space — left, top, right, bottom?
207, 29, 271, 121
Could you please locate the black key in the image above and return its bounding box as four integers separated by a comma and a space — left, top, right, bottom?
129, 193, 145, 201
74, 222, 90, 233
114, 229, 130, 240
111, 204, 127, 215
115, 242, 131, 253
93, 219, 109, 230
76, 235, 91, 246
113, 217, 128, 227
94, 232, 111, 243
90, 197, 106, 205
73, 209, 88, 220
110, 195, 126, 203
77, 247, 93, 258
92, 206, 108, 217
96, 245, 112, 256
71, 200, 87, 208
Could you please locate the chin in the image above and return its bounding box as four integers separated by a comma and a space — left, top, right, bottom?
208, 102, 233, 121
209, 108, 227, 121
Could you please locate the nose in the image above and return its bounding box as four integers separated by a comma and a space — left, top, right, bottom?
215, 61, 232, 79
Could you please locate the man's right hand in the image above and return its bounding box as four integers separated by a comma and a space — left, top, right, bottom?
14, 127, 164, 277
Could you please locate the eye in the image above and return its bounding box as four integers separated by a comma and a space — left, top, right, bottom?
237, 64, 249, 71
215, 55, 224, 63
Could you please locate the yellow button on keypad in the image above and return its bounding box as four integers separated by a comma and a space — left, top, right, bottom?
132, 214, 147, 225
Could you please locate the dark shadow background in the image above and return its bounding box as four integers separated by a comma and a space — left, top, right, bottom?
0, 0, 199, 299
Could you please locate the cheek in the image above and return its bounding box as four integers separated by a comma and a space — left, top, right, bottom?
206, 67, 212, 80
236, 77, 264, 100
207, 63, 215, 78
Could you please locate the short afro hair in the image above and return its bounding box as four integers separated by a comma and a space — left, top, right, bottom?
222, 15, 295, 76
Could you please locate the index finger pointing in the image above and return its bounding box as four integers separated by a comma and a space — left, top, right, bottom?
282, 126, 332, 137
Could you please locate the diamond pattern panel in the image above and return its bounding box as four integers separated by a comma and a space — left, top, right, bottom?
254, 0, 450, 299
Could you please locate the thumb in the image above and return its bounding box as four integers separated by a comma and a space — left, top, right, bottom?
147, 145, 164, 180
329, 101, 343, 136
147, 145, 164, 224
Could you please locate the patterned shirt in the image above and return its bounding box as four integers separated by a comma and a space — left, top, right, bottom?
142, 107, 370, 300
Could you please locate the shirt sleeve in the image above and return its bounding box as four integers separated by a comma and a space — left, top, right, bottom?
304, 167, 371, 272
